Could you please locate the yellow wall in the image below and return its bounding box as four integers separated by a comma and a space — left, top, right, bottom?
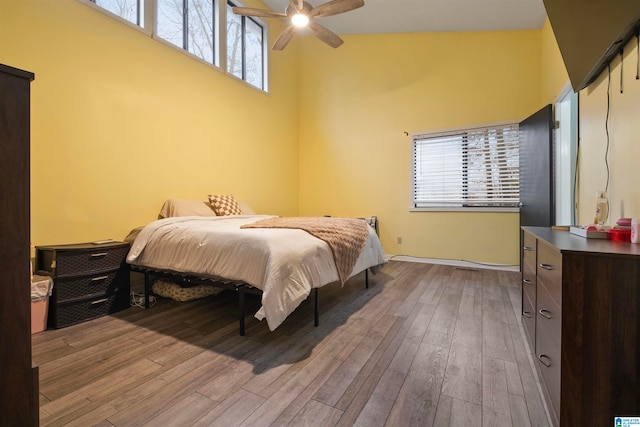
0, 0, 300, 245
297, 31, 543, 265
540, 19, 570, 104
578, 38, 640, 224
1, 0, 578, 266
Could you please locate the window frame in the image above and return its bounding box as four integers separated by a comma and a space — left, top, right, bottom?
88, 0, 144, 26
79, 0, 268, 92
410, 121, 520, 213
155, 0, 218, 66
82, 0, 152, 34
226, 0, 267, 91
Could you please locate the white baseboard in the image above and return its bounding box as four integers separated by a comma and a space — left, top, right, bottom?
386, 254, 519, 272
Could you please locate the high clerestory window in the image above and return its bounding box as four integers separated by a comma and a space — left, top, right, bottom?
89, 0, 143, 26
85, 0, 266, 91
157, 0, 216, 65
226, 1, 265, 90
411, 123, 520, 211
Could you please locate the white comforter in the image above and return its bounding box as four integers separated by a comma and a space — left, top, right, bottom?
127, 215, 386, 330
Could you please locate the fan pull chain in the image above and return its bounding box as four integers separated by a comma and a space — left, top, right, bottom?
636, 32, 639, 80
620, 49, 624, 93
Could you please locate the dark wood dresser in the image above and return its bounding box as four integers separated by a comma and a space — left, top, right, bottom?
0, 64, 38, 426
521, 226, 640, 426
35, 242, 131, 328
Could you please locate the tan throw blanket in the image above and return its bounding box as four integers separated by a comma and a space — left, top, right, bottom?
241, 217, 369, 284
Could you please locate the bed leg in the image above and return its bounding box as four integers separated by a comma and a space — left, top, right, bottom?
144, 271, 151, 308
365, 269, 369, 289
239, 286, 246, 336
314, 288, 319, 327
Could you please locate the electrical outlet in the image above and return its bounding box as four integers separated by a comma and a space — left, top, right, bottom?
397, 237, 403, 244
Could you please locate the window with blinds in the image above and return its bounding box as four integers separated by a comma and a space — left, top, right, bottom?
412, 123, 520, 210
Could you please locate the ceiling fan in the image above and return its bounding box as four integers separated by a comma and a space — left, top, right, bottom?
232, 0, 365, 50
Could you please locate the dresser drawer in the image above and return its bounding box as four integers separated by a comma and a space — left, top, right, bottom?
522, 232, 536, 271
522, 262, 536, 307
36, 243, 129, 278
537, 241, 562, 306
522, 291, 536, 352
536, 282, 561, 421
536, 281, 561, 349
522, 231, 537, 353
55, 268, 129, 302
48, 290, 129, 329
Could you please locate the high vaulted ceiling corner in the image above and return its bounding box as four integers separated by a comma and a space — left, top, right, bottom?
261, 0, 547, 34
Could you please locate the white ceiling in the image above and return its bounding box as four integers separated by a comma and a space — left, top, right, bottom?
260, 0, 548, 34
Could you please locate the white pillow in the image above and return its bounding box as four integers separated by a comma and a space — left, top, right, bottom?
158, 199, 217, 218
237, 201, 255, 215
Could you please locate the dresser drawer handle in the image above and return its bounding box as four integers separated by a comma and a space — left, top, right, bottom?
90, 298, 109, 305
90, 252, 108, 258
539, 263, 553, 270
523, 246, 533, 251
91, 275, 109, 282
523, 278, 533, 285
538, 354, 552, 368
538, 309, 553, 319
522, 311, 532, 318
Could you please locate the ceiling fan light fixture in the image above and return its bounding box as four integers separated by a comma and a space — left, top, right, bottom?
291, 13, 309, 27
233, 0, 364, 50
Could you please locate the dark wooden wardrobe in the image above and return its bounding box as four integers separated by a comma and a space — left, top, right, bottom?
0, 64, 38, 426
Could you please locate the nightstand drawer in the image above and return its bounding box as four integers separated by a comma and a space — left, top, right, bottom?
37, 243, 129, 277
55, 269, 129, 302
36, 241, 131, 329
49, 290, 129, 329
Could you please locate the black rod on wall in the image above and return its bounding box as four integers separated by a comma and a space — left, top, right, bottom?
636, 31, 639, 80
620, 49, 624, 93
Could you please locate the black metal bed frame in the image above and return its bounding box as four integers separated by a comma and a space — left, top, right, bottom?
130, 266, 369, 336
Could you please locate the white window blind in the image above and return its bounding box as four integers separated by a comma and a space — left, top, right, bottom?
412, 123, 519, 209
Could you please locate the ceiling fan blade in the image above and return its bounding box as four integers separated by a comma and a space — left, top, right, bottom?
311, 0, 364, 18
232, 7, 286, 18
287, 0, 304, 12
273, 26, 296, 50
308, 22, 344, 48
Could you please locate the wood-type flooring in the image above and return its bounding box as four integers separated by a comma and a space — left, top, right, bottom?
32, 260, 551, 426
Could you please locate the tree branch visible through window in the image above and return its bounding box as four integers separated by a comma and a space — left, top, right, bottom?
85, 0, 266, 90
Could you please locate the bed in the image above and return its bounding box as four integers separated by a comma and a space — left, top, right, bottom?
126, 197, 387, 334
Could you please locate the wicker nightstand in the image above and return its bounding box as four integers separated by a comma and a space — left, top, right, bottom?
35, 241, 130, 328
